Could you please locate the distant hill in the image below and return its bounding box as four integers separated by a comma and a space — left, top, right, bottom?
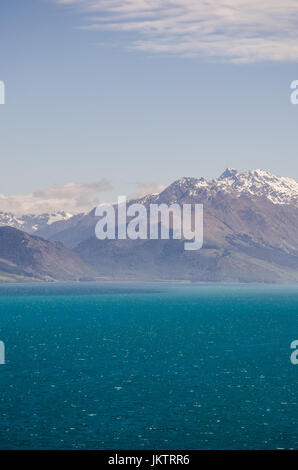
0, 226, 94, 282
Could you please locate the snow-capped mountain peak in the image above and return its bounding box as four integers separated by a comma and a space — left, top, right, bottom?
0, 211, 74, 234
136, 169, 298, 206
1, 169, 297, 239
215, 168, 298, 205
218, 167, 238, 179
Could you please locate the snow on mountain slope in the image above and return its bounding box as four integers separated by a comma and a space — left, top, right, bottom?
0, 211, 74, 234
214, 168, 298, 205
1, 169, 297, 245
159, 169, 298, 205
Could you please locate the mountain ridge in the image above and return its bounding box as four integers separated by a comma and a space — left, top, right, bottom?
0, 226, 94, 282
1, 169, 298, 283
0, 211, 75, 234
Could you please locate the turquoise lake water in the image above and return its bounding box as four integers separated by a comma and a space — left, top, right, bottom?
0, 282, 297, 450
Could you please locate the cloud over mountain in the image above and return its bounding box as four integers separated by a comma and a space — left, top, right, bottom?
55, 0, 298, 63
130, 181, 167, 199
33, 180, 111, 199
0, 180, 112, 215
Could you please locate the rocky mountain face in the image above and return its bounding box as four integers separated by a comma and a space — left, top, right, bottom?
34, 169, 298, 245
74, 190, 298, 283
1, 169, 298, 283
35, 211, 96, 249
135, 168, 298, 206
0, 226, 94, 282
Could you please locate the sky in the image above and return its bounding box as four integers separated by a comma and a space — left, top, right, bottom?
0, 0, 298, 214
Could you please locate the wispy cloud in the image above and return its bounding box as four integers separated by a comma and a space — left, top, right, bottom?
34, 180, 111, 199
0, 180, 112, 215
55, 0, 298, 63
130, 181, 166, 199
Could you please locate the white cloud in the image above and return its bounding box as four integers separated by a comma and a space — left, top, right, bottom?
33, 180, 111, 199
0, 180, 112, 215
55, 0, 298, 63
130, 181, 166, 199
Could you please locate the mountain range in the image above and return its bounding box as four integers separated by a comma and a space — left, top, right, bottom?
1, 169, 298, 283
0, 211, 74, 234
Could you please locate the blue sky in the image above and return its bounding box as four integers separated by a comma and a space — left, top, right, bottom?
0, 0, 298, 214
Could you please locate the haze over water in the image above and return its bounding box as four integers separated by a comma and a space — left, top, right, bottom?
0, 282, 297, 450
